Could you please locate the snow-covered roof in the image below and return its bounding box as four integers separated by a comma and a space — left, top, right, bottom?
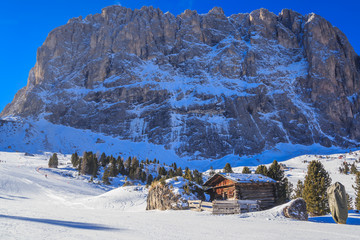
204, 173, 276, 186
220, 173, 276, 183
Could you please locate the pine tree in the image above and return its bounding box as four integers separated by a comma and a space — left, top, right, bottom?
172, 162, 177, 171
48, 156, 53, 168
242, 166, 251, 174
124, 157, 131, 174
117, 156, 125, 175
303, 160, 332, 216
134, 167, 141, 180
140, 171, 147, 182
109, 157, 118, 177
183, 182, 190, 194
267, 160, 284, 181
146, 174, 153, 185
102, 167, 111, 185
71, 152, 79, 168
80, 151, 97, 175
183, 167, 194, 181
353, 172, 360, 210
78, 158, 82, 173
350, 162, 358, 174
344, 162, 350, 174
131, 157, 139, 171
158, 166, 167, 176
267, 160, 288, 204
167, 169, 175, 178
193, 169, 203, 185
48, 153, 58, 168
283, 177, 293, 203
292, 180, 304, 199
223, 163, 233, 173
339, 161, 350, 174
91, 155, 99, 178
255, 165, 268, 176
52, 153, 58, 167
99, 152, 107, 167
80, 152, 88, 175
175, 167, 182, 176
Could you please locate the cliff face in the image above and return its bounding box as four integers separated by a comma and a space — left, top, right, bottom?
2, 6, 360, 159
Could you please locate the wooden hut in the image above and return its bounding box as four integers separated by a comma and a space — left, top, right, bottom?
203, 173, 278, 209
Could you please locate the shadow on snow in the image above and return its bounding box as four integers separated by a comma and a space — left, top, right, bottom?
0, 214, 120, 230
309, 211, 360, 225
0, 195, 29, 201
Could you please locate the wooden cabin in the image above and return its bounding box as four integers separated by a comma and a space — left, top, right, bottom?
203, 173, 278, 209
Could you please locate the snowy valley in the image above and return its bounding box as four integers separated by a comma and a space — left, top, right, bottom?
1, 150, 360, 239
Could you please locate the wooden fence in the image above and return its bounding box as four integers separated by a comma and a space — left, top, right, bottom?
201, 201, 213, 212
189, 200, 202, 211
188, 200, 260, 214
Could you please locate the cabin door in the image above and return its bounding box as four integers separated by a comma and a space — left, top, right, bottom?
222, 192, 227, 200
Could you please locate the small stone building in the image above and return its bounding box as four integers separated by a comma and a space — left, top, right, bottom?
203, 173, 278, 209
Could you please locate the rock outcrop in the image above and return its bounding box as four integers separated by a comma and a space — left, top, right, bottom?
327, 182, 348, 224
1, 6, 360, 159
146, 183, 189, 210
283, 198, 308, 221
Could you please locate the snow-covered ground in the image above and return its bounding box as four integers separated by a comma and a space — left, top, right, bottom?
1, 151, 359, 239
1, 117, 359, 172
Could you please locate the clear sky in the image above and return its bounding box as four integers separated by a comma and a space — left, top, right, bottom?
0, 0, 359, 112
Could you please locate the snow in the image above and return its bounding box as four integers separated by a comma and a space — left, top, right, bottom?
0, 117, 192, 169
166, 177, 202, 201
1, 151, 360, 239
78, 186, 148, 211
2, 117, 359, 174
130, 59, 260, 99
216, 173, 276, 183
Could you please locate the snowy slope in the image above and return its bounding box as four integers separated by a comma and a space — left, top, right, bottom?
1, 117, 359, 172
1, 150, 360, 239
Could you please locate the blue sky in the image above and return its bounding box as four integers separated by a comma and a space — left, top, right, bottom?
0, 0, 359, 112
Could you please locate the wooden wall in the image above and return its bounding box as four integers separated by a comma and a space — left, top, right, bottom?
206, 177, 277, 209
209, 177, 237, 200
236, 183, 277, 209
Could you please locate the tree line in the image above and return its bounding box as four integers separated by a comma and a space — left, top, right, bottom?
48, 152, 360, 213
66, 151, 204, 187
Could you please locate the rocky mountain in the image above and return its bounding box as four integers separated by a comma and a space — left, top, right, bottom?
1, 5, 360, 160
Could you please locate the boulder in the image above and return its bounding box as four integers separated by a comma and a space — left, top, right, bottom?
146, 183, 188, 210
283, 198, 308, 221
327, 182, 348, 224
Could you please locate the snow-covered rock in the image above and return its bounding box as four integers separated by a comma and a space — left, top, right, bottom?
0, 6, 359, 161
283, 198, 308, 221
146, 177, 204, 210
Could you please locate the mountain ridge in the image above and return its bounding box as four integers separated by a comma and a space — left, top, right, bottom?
1, 5, 360, 160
